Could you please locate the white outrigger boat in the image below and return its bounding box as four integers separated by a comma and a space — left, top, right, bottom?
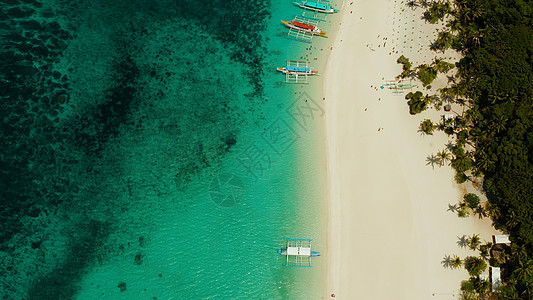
295, 0, 339, 13
278, 239, 320, 267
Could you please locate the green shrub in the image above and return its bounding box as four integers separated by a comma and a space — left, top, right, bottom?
455, 172, 468, 184
460, 280, 476, 293
444, 127, 455, 135
417, 64, 438, 86
452, 150, 473, 174
405, 91, 427, 114
478, 242, 492, 257
397, 55, 411, 67
420, 119, 435, 135
457, 205, 470, 218
397, 55, 413, 78
464, 193, 481, 209
470, 276, 491, 294
433, 58, 455, 73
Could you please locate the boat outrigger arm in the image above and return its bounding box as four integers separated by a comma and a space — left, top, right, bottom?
295, 0, 339, 13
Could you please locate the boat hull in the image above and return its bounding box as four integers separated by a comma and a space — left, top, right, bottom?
281, 20, 327, 37
296, 3, 339, 13
276, 67, 318, 75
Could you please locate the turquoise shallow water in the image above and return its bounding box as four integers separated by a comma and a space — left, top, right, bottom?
0, 0, 334, 298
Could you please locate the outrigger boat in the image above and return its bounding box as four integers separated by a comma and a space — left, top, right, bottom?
295, 0, 339, 14
277, 64, 319, 76
381, 79, 417, 93
278, 238, 320, 267
277, 60, 319, 84
281, 19, 327, 38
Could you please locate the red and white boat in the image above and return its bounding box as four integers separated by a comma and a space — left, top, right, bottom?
281, 20, 327, 38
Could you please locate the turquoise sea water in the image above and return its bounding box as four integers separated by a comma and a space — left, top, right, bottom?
0, 0, 333, 298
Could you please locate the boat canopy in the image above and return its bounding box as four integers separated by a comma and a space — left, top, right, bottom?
304, 1, 330, 10
279, 238, 318, 267
287, 246, 312, 256
287, 66, 311, 72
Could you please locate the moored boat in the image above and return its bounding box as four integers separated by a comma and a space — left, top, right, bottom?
295, 0, 339, 13
281, 20, 327, 37
276, 65, 318, 75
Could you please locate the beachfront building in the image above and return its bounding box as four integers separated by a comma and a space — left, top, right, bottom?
490, 267, 501, 292
492, 235, 511, 245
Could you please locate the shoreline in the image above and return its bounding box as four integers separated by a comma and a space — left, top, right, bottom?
323, 1, 500, 298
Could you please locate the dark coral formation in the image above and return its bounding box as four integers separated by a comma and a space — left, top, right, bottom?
0, 0, 271, 298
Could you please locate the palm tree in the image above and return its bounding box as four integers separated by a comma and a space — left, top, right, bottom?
457, 206, 470, 218
505, 210, 520, 231
426, 154, 439, 169
418, 0, 430, 8
500, 280, 520, 299
514, 260, 533, 282
485, 201, 501, 219
419, 119, 435, 135
447, 18, 463, 33
450, 255, 463, 269
493, 115, 507, 133
432, 32, 455, 52
436, 149, 453, 166
468, 234, 481, 251
475, 152, 495, 172
445, 141, 454, 151
407, 1, 419, 9
478, 242, 493, 259
464, 256, 487, 277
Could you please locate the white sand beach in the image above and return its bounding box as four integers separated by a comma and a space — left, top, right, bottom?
323, 1, 500, 298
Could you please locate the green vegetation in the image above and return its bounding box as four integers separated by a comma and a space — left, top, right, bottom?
410, 0, 533, 297
460, 280, 477, 300
451, 255, 463, 269
397, 56, 454, 88
467, 234, 481, 251
420, 119, 435, 135
417, 64, 437, 87
431, 31, 456, 52
423, 0, 451, 23
464, 193, 480, 209
436, 149, 452, 167
454, 172, 468, 184
464, 256, 487, 277
432, 58, 455, 73
405, 91, 428, 114
396, 55, 414, 78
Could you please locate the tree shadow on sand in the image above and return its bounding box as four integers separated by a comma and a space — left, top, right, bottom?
473, 206, 487, 219
447, 203, 458, 213
426, 154, 439, 169
457, 235, 469, 248
442, 255, 452, 269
